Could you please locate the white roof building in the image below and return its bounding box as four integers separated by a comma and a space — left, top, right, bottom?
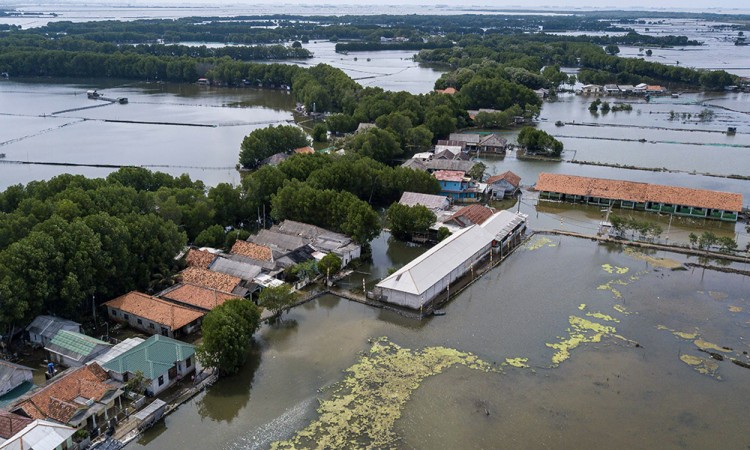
0, 420, 75, 450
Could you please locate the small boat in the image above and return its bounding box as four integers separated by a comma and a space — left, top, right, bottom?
87, 90, 101, 99
671, 93, 680, 98
433, 309, 446, 316
118, 97, 128, 104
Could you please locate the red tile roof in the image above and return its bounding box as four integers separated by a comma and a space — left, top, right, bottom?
294, 146, 315, 154
186, 249, 216, 269
486, 171, 521, 188
13, 364, 113, 424
436, 87, 457, 95
180, 267, 241, 292
535, 173, 742, 212
434, 170, 466, 182
160, 283, 236, 311
0, 411, 32, 439
231, 240, 273, 261
104, 291, 204, 330
448, 204, 495, 226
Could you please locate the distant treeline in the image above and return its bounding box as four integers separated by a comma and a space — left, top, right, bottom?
334, 40, 454, 53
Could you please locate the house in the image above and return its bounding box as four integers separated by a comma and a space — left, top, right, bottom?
476, 134, 508, 155
536, 173, 743, 222
0, 411, 32, 443
604, 84, 621, 95
398, 192, 450, 212
104, 292, 204, 338
435, 87, 457, 95
436, 139, 468, 151
45, 331, 111, 369
433, 144, 464, 157
412, 152, 434, 161
534, 88, 550, 98
434, 170, 486, 203
10, 364, 123, 436
646, 85, 667, 94
581, 84, 602, 95
0, 419, 75, 450
259, 152, 290, 167
373, 211, 527, 310
209, 257, 265, 283
185, 248, 217, 269
618, 84, 636, 94
356, 123, 376, 134
272, 220, 361, 266
442, 204, 495, 229
633, 83, 649, 94
433, 149, 471, 161
400, 158, 428, 171
231, 241, 273, 262
92, 337, 146, 367
423, 159, 477, 174
0, 361, 33, 398
158, 283, 237, 312
25, 316, 80, 348
487, 171, 521, 199
180, 267, 242, 294
447, 133, 482, 151
293, 146, 315, 155
102, 335, 196, 397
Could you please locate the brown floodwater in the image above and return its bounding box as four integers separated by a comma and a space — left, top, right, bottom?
129, 234, 750, 449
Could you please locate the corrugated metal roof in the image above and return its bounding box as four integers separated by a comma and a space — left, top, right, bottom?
424, 160, 477, 172
209, 258, 263, 281
0, 419, 75, 450
399, 192, 450, 211
45, 331, 110, 362
102, 335, 195, 380
25, 316, 80, 340
92, 338, 146, 366
480, 211, 527, 240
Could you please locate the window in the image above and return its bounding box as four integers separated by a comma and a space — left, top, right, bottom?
137, 318, 143, 325
123, 314, 129, 321
158, 375, 164, 386
149, 323, 155, 329
186, 357, 192, 368
111, 310, 117, 317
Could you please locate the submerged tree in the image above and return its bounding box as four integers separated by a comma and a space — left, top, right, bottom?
197, 299, 261, 376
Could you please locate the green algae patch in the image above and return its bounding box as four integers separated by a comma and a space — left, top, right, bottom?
728, 306, 743, 313
602, 264, 630, 274
586, 312, 620, 323
525, 237, 556, 251
680, 354, 720, 378
505, 357, 529, 368
578, 304, 587, 311
597, 281, 623, 299
271, 337, 499, 449
657, 325, 699, 340
613, 304, 632, 315
624, 248, 683, 269
547, 316, 618, 366
694, 340, 732, 353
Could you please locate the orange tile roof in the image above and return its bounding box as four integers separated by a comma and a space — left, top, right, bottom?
486, 171, 521, 187
13, 364, 113, 424
535, 173, 742, 212
180, 267, 241, 292
104, 291, 204, 330
160, 283, 236, 311
294, 146, 315, 154
436, 87, 457, 95
434, 170, 465, 182
186, 249, 216, 269
0, 411, 32, 439
449, 204, 495, 225
231, 240, 273, 261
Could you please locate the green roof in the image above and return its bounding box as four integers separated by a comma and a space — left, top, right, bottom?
46, 330, 109, 361
102, 335, 195, 380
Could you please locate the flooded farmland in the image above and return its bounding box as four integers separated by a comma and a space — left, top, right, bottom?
128, 235, 750, 450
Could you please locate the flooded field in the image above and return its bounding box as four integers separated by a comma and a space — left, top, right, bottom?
129, 235, 750, 450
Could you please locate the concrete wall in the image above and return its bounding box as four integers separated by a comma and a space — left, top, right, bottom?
108, 307, 173, 338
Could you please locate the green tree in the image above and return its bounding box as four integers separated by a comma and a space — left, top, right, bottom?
717, 236, 737, 253
239, 125, 309, 169
318, 253, 342, 277
604, 44, 620, 55
346, 128, 402, 164
517, 127, 563, 157
312, 123, 328, 142
259, 284, 297, 318
194, 224, 226, 248
424, 105, 457, 138
437, 226, 451, 242
326, 114, 358, 135
197, 299, 260, 376
467, 162, 486, 181
386, 203, 436, 241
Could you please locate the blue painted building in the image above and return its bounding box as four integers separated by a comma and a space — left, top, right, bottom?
434, 170, 486, 203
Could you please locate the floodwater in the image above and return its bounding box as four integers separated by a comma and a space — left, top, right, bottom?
129, 234, 750, 449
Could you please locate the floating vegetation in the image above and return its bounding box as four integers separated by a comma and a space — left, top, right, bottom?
271, 337, 498, 449
547, 316, 618, 366
586, 312, 620, 323
728, 306, 743, 313
597, 270, 647, 300
624, 248, 683, 269
680, 354, 720, 378
694, 340, 732, 353
708, 291, 728, 301
505, 357, 529, 368
525, 237, 557, 251
657, 325, 699, 340
613, 304, 632, 315
602, 264, 629, 274
578, 303, 587, 311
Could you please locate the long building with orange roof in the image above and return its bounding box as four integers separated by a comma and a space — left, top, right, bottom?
104, 291, 204, 338
536, 173, 742, 222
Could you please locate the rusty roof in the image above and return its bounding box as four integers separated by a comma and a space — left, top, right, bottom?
294, 146, 315, 154
486, 171, 521, 187
447, 204, 495, 227
104, 291, 204, 330
535, 173, 742, 212
159, 283, 236, 311
231, 240, 273, 262
0, 411, 32, 439
186, 249, 216, 269
436, 87, 456, 94
434, 170, 466, 182
12, 364, 112, 424
180, 267, 241, 293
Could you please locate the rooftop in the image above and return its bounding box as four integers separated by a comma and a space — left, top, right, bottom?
104, 292, 204, 330
92, 337, 146, 366
424, 159, 477, 173
446, 204, 495, 227
159, 283, 237, 311
0, 419, 75, 450
180, 267, 240, 293
102, 335, 195, 380
25, 316, 79, 340
231, 240, 273, 261
399, 192, 450, 211
536, 173, 743, 212
185, 249, 217, 269
0, 411, 32, 440
11, 364, 115, 424
44, 331, 110, 363
486, 171, 521, 187
294, 146, 315, 154
434, 170, 466, 182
